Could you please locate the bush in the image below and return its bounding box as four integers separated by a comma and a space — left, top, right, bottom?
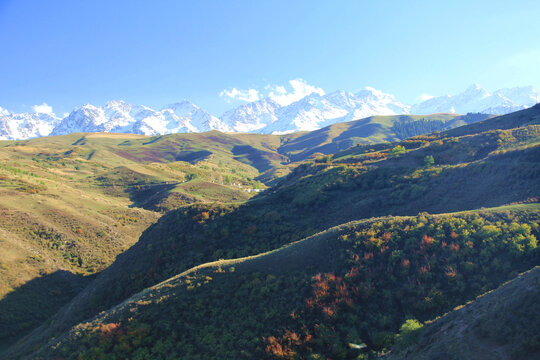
394, 319, 423, 350
389, 145, 406, 157
424, 155, 435, 167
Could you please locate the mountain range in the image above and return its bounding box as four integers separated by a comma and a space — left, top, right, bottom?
1, 105, 538, 359
0, 85, 538, 140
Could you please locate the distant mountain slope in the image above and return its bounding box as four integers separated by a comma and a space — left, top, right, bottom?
0, 110, 60, 140
382, 266, 540, 360
279, 113, 492, 161
8, 106, 539, 358
51, 100, 229, 136
445, 102, 540, 137
411, 85, 538, 115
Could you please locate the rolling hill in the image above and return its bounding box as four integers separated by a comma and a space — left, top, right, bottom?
3, 106, 539, 358
0, 112, 494, 350
12, 205, 540, 359
0, 131, 281, 349
278, 113, 492, 161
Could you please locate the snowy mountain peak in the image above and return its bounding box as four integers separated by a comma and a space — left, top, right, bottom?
411, 84, 536, 115
0, 108, 60, 140
163, 101, 229, 133
462, 84, 490, 98
493, 86, 539, 104
105, 99, 130, 109
163, 100, 199, 115
220, 98, 282, 133
49, 100, 230, 136
1, 84, 537, 140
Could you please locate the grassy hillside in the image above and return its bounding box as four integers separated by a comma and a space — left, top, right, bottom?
15, 205, 539, 359
382, 266, 540, 360
278, 113, 492, 161
0, 111, 499, 350
5, 108, 539, 357
0, 131, 283, 349
444, 103, 540, 137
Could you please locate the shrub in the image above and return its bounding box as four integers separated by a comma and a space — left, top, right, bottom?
394, 319, 423, 350
424, 155, 435, 167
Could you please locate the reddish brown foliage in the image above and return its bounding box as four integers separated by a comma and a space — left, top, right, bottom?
192, 211, 210, 223
421, 234, 435, 246
346, 266, 360, 278
99, 322, 122, 339
402, 259, 410, 267
445, 266, 457, 278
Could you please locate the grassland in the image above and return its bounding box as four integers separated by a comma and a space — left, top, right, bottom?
0, 131, 288, 348
2, 106, 538, 358
0, 108, 538, 357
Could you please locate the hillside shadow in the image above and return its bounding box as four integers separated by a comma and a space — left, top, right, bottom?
126, 182, 183, 212
10, 142, 540, 358
231, 145, 274, 172
175, 150, 212, 163
279, 118, 383, 161
0, 270, 91, 353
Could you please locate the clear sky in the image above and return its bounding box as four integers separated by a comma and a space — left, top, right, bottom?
1, 0, 539, 115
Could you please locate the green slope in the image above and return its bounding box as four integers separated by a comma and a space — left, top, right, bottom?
278, 113, 492, 161
0, 111, 499, 349
14, 205, 539, 359
5, 108, 539, 357
0, 131, 279, 349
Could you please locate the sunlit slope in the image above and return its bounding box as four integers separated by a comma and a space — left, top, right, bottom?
0, 131, 282, 349
0, 135, 161, 350
278, 113, 492, 161
7, 108, 539, 357
445, 102, 540, 137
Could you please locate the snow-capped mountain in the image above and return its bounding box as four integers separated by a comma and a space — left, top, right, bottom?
410, 85, 538, 115
164, 101, 229, 133
263, 88, 410, 134
220, 98, 282, 132
219, 88, 409, 134
1, 85, 538, 140
0, 108, 60, 140
51, 100, 228, 136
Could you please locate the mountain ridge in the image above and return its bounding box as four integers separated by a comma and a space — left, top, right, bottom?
1, 84, 537, 140
5, 107, 538, 358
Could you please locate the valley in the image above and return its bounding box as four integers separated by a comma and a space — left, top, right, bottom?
0, 105, 539, 359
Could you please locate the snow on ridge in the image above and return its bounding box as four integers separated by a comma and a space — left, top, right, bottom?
49, 100, 230, 137
410, 84, 537, 115
0, 84, 538, 140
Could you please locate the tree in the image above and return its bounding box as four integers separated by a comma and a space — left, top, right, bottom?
389, 145, 406, 157
424, 155, 435, 167
394, 319, 423, 350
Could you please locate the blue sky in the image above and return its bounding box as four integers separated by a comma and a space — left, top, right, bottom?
1, 0, 539, 115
